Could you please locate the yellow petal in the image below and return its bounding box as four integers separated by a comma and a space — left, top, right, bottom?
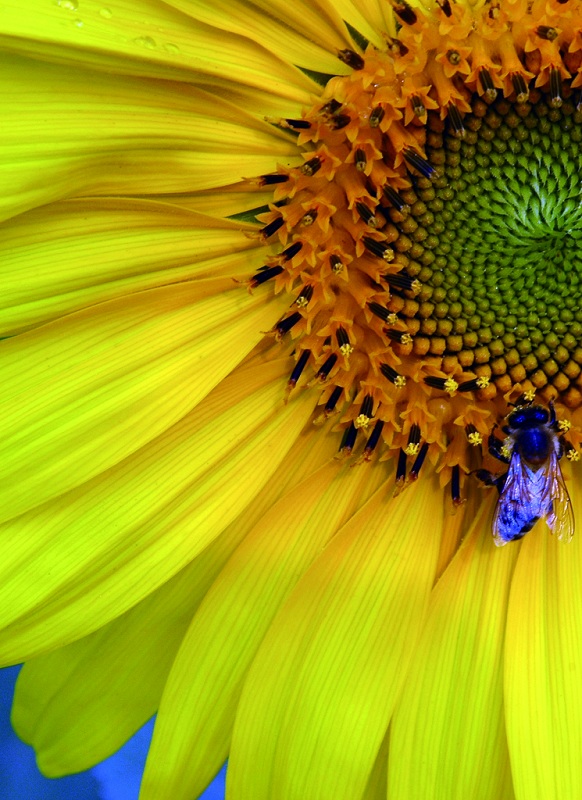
140, 459, 388, 800
0, 1, 316, 97
504, 476, 582, 800
0, 198, 270, 334
1, 54, 299, 221
162, 0, 349, 74
228, 477, 442, 800
0, 357, 316, 665
389, 495, 518, 800
0, 277, 287, 522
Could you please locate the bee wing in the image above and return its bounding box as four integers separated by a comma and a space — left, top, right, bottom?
492, 452, 535, 547
543, 451, 575, 543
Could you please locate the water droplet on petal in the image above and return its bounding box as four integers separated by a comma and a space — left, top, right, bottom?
163, 42, 180, 54
72, 17, 83, 27
99, 7, 112, 18
57, 0, 78, 10
134, 35, 156, 49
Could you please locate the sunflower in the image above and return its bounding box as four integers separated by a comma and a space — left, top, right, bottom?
2, 0, 582, 797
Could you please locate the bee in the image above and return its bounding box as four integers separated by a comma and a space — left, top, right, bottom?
477, 403, 574, 546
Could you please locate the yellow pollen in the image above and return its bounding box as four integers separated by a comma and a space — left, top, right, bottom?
523, 389, 536, 402
404, 443, 421, 456
394, 376, 407, 388
296, 296, 310, 309
467, 432, 483, 446
559, 419, 572, 433
339, 343, 354, 357
501, 444, 512, 460
355, 414, 372, 430
476, 377, 490, 389
444, 378, 458, 395
567, 449, 580, 462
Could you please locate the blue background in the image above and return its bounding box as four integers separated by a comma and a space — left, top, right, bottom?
0, 666, 226, 799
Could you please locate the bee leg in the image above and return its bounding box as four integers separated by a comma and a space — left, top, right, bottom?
473, 469, 507, 494
548, 399, 559, 430
488, 434, 511, 464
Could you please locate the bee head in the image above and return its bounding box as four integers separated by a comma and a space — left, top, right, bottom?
507, 404, 549, 431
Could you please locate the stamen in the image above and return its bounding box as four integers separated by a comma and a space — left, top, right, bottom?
403, 148, 436, 178
451, 465, 462, 505
339, 422, 358, 453
511, 74, 529, 103
436, 0, 452, 17
338, 49, 365, 70
465, 424, 483, 446
260, 216, 284, 239
259, 173, 289, 185
250, 265, 284, 287
447, 104, 465, 138
301, 157, 322, 176
405, 423, 421, 455
330, 255, 344, 273
409, 443, 429, 479
320, 99, 342, 116
368, 302, 398, 323
363, 237, 395, 261
356, 202, 379, 227
301, 210, 318, 226
369, 106, 385, 128
288, 349, 311, 387
458, 377, 489, 392
386, 329, 413, 345
550, 67, 563, 108
318, 354, 338, 380
479, 68, 497, 102
411, 95, 426, 118
380, 363, 406, 386
362, 419, 384, 458
295, 285, 314, 307
284, 118, 311, 129
536, 26, 558, 41
354, 148, 367, 172
382, 184, 410, 214
446, 50, 460, 66
325, 385, 344, 413
276, 311, 302, 336
383, 270, 418, 292
282, 241, 303, 260
396, 448, 408, 484
331, 114, 351, 130
390, 0, 417, 26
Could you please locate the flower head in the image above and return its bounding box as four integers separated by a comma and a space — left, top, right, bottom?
2, 0, 582, 798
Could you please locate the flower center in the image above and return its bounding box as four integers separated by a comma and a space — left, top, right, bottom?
243, 0, 582, 495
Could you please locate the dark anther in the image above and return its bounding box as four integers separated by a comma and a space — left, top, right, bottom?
380, 363, 405, 384
259, 173, 289, 185
323, 336, 332, 346
355, 148, 367, 172
424, 376, 448, 390
296, 284, 314, 304
250, 265, 284, 288
320, 98, 342, 116
260, 216, 285, 238
386, 329, 411, 344
408, 424, 421, 447
356, 202, 378, 226
465, 424, 478, 439
446, 49, 460, 65
437, 0, 452, 16
288, 349, 311, 386
325, 385, 343, 413
536, 25, 558, 40
458, 378, 482, 392
479, 68, 497, 102
330, 254, 344, 273
383, 184, 410, 214
276, 311, 303, 336
284, 118, 311, 129
447, 104, 465, 138
385, 37, 408, 57
451, 465, 462, 504
364, 419, 384, 456
511, 73, 529, 103
409, 443, 429, 480
363, 236, 394, 260
331, 114, 351, 130
383, 269, 415, 292
318, 353, 338, 379
411, 95, 426, 117
301, 157, 322, 176
391, 0, 417, 26
368, 302, 393, 322
396, 448, 408, 483
364, 177, 378, 197
338, 48, 365, 70
369, 106, 385, 128
336, 326, 350, 347
403, 148, 435, 178
339, 422, 358, 453
549, 67, 563, 108
301, 210, 318, 226
360, 394, 374, 418
282, 241, 303, 261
